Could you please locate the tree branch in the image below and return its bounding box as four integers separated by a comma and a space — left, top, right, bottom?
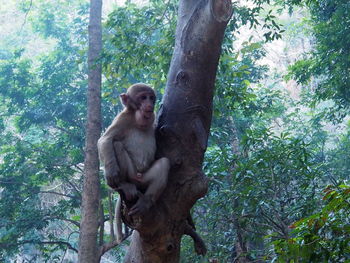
20, 0, 33, 33
47, 216, 81, 228
108, 190, 115, 241
39, 191, 76, 199
17, 240, 78, 253
99, 231, 131, 256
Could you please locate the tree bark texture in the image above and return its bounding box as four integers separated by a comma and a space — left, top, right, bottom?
78, 0, 102, 262
123, 0, 232, 262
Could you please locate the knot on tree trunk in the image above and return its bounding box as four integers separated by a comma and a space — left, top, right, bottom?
210, 0, 233, 23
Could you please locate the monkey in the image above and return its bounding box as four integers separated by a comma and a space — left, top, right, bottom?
98, 83, 170, 219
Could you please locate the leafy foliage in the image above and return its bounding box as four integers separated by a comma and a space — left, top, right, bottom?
274, 184, 350, 262
199, 124, 325, 261
0, 0, 88, 260
103, 1, 177, 93
287, 0, 350, 119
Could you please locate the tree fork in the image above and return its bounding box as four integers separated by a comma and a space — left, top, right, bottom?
123, 0, 232, 262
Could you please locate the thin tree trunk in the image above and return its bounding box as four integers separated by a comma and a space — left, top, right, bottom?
78, 0, 102, 262
230, 123, 251, 262
123, 0, 232, 262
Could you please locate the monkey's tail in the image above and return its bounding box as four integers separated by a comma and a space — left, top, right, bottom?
115, 196, 123, 243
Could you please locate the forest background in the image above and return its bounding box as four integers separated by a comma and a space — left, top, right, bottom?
0, 0, 349, 262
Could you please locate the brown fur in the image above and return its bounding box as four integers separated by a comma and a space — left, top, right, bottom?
98, 83, 170, 241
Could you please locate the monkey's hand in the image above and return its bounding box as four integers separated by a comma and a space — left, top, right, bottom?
117, 182, 138, 201
104, 162, 120, 189
128, 193, 153, 216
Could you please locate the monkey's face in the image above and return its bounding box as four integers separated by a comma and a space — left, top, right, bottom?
135, 91, 155, 129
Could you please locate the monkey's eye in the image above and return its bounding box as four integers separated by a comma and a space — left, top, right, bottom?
141, 95, 147, 100
150, 96, 155, 102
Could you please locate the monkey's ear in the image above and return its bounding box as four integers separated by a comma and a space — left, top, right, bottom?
120, 93, 128, 107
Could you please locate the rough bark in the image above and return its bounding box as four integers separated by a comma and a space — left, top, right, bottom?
78, 0, 102, 262
123, 0, 232, 262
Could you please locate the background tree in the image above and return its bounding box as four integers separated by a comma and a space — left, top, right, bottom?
270, 0, 350, 261
78, 0, 102, 262
287, 0, 350, 120
0, 1, 88, 261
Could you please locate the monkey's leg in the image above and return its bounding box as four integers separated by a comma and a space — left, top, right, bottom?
128, 157, 170, 216
142, 157, 170, 202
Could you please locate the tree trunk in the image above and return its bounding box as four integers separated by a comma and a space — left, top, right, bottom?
78, 0, 102, 262
231, 123, 251, 262
123, 0, 232, 262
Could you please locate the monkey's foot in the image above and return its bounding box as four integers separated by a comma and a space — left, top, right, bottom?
128, 195, 153, 216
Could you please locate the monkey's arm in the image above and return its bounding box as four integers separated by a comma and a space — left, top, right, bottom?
98, 117, 126, 189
